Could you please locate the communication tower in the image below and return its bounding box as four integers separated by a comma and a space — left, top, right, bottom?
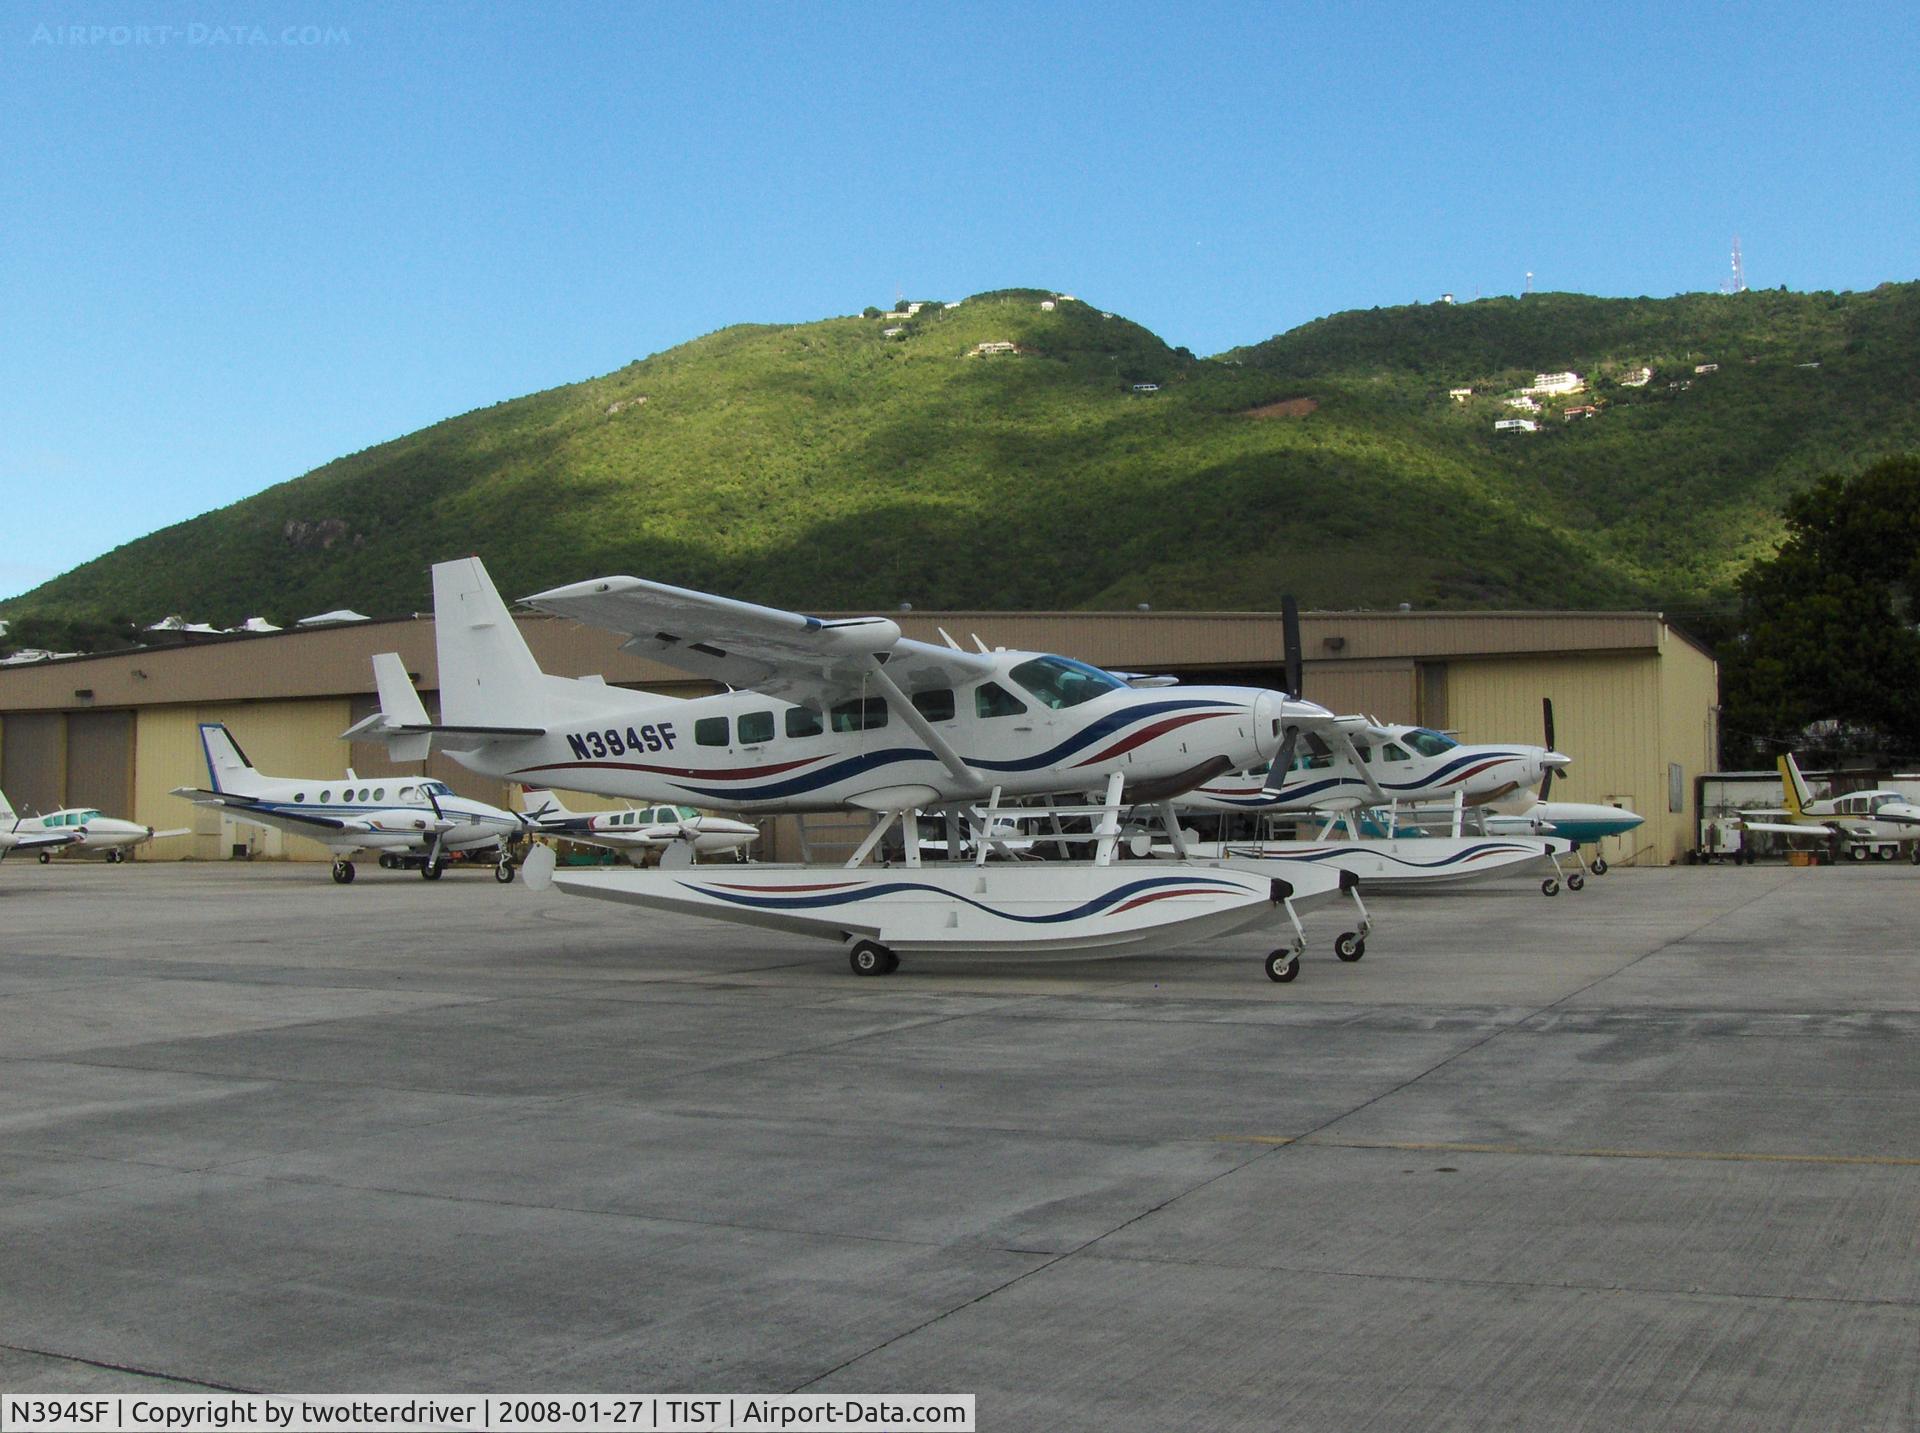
1730, 235, 1746, 293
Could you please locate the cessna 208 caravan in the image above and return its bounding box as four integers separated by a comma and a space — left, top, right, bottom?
350, 559, 1381, 978
171, 724, 527, 883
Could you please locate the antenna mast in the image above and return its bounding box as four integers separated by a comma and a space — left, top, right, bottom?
1730, 235, 1746, 293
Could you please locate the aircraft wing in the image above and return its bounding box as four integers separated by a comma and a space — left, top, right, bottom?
171, 788, 361, 832
1, 827, 82, 852
1737, 818, 1836, 837
523, 575, 997, 706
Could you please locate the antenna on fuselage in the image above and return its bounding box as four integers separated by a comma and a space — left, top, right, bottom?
937, 627, 963, 652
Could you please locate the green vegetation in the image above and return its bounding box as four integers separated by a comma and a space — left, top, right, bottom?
7, 284, 1920, 641
1719, 455, 1920, 765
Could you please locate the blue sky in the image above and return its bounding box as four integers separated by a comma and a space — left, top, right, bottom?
4, 0, 1916, 601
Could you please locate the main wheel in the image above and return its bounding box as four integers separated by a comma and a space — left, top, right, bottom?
849, 940, 895, 976
106, 849, 123, 864
331, 860, 355, 885
421, 860, 445, 881
1264, 949, 1301, 983
1592, 857, 1609, 875
1850, 845, 1868, 862
1541, 877, 1560, 897
495, 860, 516, 884
1567, 872, 1585, 892
38, 850, 51, 864
1335, 931, 1365, 962
1911, 846, 1920, 866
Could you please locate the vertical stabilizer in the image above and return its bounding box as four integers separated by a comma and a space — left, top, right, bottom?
0, 787, 14, 821
1779, 753, 1815, 817
518, 785, 569, 820
432, 557, 547, 729
370, 652, 433, 762
200, 724, 267, 796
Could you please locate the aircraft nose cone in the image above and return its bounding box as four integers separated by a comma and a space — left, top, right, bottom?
1542, 751, 1573, 771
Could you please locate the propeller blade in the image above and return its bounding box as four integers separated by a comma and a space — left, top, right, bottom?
1261, 726, 1302, 799
1282, 595, 1304, 698
1541, 697, 1557, 801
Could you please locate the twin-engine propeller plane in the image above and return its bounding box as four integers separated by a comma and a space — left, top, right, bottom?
517, 786, 759, 864
1, 788, 86, 862
351, 558, 1372, 980
0, 793, 189, 865
170, 724, 528, 884
1738, 753, 1920, 863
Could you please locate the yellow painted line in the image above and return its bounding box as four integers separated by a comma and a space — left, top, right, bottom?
1214, 1136, 1920, 1168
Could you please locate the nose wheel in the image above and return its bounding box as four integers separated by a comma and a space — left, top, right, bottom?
331, 860, 356, 885
494, 860, 516, 884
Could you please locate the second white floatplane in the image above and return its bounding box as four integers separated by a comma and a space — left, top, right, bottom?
1169, 834, 1580, 898
525, 849, 1361, 983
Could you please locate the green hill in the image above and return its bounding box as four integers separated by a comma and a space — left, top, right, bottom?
9, 283, 1920, 631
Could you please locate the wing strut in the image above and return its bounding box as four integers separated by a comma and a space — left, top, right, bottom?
861, 655, 986, 793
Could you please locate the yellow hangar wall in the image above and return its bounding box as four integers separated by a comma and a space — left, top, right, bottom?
1441, 635, 1718, 865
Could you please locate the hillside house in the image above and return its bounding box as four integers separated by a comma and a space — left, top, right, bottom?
1694, 362, 1719, 374
1448, 387, 1473, 401
1564, 404, 1599, 421
904, 303, 924, 316
1494, 418, 1537, 433
1527, 371, 1584, 395
881, 327, 905, 339
1619, 366, 1653, 387
1039, 300, 1056, 311
972, 341, 1017, 356
1505, 396, 1541, 412
1131, 383, 1161, 393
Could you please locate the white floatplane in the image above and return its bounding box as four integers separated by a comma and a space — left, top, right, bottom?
360, 558, 1374, 979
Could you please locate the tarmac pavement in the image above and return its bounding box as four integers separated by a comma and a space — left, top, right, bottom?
0, 859, 1914, 1428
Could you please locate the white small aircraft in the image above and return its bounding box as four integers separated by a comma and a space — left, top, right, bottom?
1, 798, 189, 864
1, 788, 86, 862
518, 787, 759, 863
350, 558, 1372, 979
170, 723, 529, 884
1739, 753, 1920, 863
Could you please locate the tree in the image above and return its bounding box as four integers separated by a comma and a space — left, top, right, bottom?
1720, 454, 1920, 765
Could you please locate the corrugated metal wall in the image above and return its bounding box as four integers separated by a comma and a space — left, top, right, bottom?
66, 711, 134, 817
1, 713, 67, 815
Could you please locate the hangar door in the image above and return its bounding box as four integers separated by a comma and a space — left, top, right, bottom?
1, 713, 66, 815
67, 711, 135, 816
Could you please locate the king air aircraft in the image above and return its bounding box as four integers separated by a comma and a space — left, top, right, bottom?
171, 724, 527, 883
353, 558, 1377, 980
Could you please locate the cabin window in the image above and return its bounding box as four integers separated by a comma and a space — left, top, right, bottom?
359, 788, 372, 802
830, 697, 889, 732
738, 711, 775, 744
1403, 728, 1457, 757
911, 688, 956, 722
1382, 744, 1411, 763
1009, 655, 1125, 710
975, 682, 1027, 718
373, 788, 385, 802
785, 707, 824, 739
320, 790, 332, 803
400, 787, 417, 801
695, 717, 730, 747
294, 793, 305, 803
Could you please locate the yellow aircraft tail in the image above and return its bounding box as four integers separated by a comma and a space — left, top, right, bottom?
1778, 753, 1815, 819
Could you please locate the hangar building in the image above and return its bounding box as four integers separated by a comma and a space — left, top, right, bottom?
0, 608, 1717, 867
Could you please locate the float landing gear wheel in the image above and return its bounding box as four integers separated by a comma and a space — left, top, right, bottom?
1265, 948, 1302, 983
849, 940, 897, 976
331, 860, 356, 885
1335, 932, 1366, 962
494, 860, 516, 884
1541, 877, 1560, 897
1567, 872, 1585, 892
1592, 857, 1609, 875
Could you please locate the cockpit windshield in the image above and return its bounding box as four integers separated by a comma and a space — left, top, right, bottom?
421, 781, 452, 797
1401, 729, 1458, 757
1871, 793, 1907, 812
1009, 655, 1126, 709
